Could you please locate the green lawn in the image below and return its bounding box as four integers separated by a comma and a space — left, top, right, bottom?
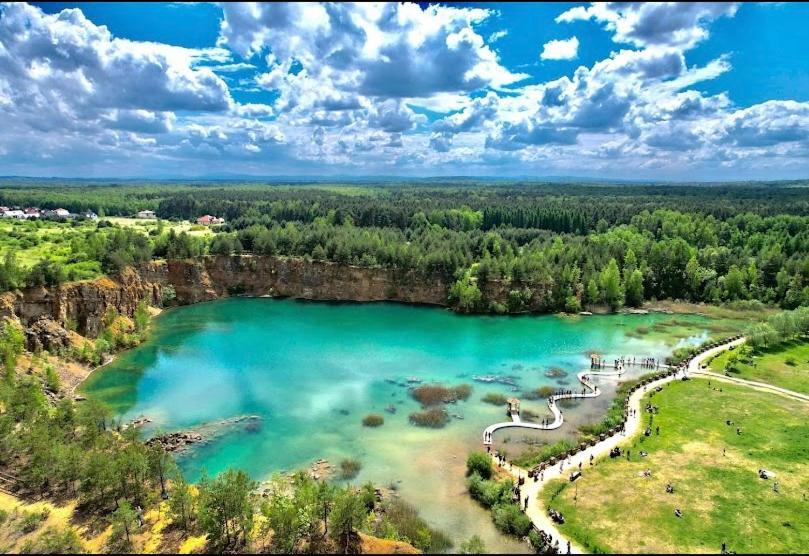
709, 340, 809, 394
540, 379, 809, 554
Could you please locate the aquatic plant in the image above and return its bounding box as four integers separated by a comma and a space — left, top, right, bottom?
410, 383, 472, 407
481, 393, 508, 405
522, 385, 556, 400
544, 367, 568, 378
362, 414, 384, 427
339, 458, 362, 480
408, 408, 450, 428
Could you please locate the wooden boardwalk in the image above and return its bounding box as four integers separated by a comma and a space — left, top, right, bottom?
483, 364, 630, 445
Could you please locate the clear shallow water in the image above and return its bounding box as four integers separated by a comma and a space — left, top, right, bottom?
82, 298, 712, 552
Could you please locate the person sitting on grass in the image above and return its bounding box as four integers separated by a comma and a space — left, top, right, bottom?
674, 507, 683, 518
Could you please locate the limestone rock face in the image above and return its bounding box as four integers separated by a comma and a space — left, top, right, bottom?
25, 317, 71, 352
3, 255, 552, 344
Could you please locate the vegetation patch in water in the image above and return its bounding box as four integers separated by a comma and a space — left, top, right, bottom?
522, 385, 555, 400
408, 408, 450, 428
481, 393, 508, 405
339, 458, 363, 480
410, 383, 471, 407
544, 367, 568, 378
362, 414, 384, 427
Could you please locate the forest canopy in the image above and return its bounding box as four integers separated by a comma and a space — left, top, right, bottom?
1, 180, 808, 312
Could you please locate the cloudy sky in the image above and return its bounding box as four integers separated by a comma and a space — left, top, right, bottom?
1, 2, 808, 180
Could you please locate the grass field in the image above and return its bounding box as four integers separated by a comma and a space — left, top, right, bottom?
539, 379, 809, 554
0, 219, 103, 280
105, 217, 213, 237
709, 340, 809, 394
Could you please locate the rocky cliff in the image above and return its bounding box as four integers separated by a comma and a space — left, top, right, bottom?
0, 256, 452, 347
0, 255, 555, 350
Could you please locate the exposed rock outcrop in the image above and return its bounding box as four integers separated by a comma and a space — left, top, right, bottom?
25, 318, 71, 352
1, 254, 552, 347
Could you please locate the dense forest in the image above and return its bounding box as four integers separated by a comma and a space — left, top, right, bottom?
1, 180, 808, 313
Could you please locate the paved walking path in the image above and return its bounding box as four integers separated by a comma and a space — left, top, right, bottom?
493, 337, 745, 554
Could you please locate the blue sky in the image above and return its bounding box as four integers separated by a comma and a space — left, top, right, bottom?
1, 2, 808, 179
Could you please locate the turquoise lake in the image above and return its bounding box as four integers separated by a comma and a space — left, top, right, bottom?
81, 298, 714, 552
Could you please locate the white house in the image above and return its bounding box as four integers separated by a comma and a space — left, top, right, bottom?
2, 209, 25, 219
137, 210, 156, 219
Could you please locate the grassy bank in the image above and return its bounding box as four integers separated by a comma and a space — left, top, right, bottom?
709, 339, 809, 394
539, 378, 809, 553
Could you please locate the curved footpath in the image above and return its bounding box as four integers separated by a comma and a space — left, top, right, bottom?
483, 365, 629, 444
493, 336, 748, 554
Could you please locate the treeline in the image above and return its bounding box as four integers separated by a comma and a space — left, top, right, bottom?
1, 182, 808, 314
0, 327, 454, 553
746, 306, 809, 349
2, 181, 809, 230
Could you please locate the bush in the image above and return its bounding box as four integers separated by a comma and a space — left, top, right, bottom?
522, 385, 555, 400
375, 499, 452, 553
17, 508, 49, 534
20, 526, 83, 554
44, 365, 61, 393
362, 413, 384, 427
160, 284, 177, 307
492, 502, 532, 537
408, 408, 450, 428
466, 452, 493, 480
467, 473, 512, 508
339, 458, 362, 480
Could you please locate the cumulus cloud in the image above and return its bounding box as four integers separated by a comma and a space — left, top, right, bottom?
221, 2, 525, 102
557, 2, 739, 50
540, 37, 579, 60
0, 2, 807, 179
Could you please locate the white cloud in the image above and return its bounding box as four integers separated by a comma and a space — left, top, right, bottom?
557, 2, 739, 50
489, 30, 508, 43
540, 37, 579, 61
0, 2, 807, 180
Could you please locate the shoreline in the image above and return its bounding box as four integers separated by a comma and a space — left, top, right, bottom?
495, 337, 746, 554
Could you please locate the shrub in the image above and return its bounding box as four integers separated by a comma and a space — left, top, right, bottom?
408, 408, 450, 428
467, 474, 513, 508
362, 414, 384, 427
17, 509, 49, 534
376, 499, 452, 553
20, 526, 83, 554
44, 365, 61, 393
466, 452, 493, 480
492, 502, 532, 537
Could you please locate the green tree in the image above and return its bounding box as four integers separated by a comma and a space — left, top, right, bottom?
44, 365, 61, 393
329, 487, 367, 554
625, 268, 645, 307
108, 499, 139, 552
600, 258, 624, 311
134, 301, 150, 333
197, 469, 256, 550
449, 273, 482, 313
167, 471, 196, 532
